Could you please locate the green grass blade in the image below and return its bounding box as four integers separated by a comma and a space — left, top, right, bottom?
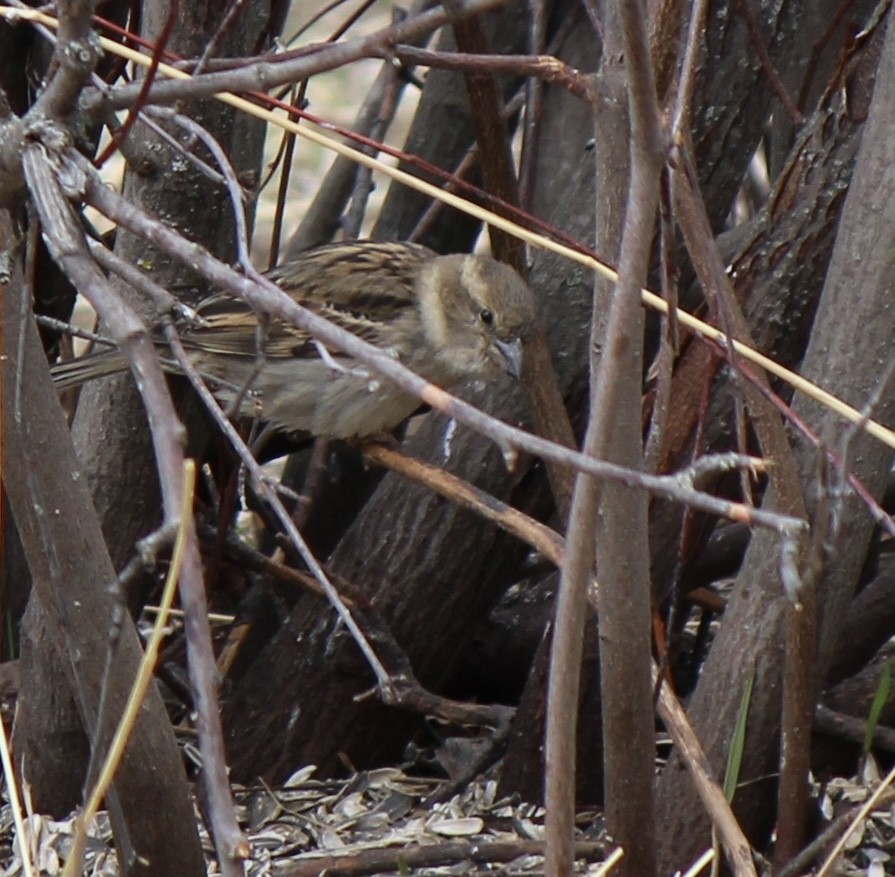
724, 665, 755, 803
864, 661, 891, 757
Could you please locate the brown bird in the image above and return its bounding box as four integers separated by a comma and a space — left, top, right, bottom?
53, 241, 538, 439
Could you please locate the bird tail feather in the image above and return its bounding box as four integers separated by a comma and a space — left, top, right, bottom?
51, 350, 130, 389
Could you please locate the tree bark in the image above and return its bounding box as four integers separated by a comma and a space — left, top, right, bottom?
2, 216, 204, 876
656, 9, 895, 866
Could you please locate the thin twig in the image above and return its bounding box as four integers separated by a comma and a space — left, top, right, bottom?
735, 0, 804, 125
393, 45, 598, 102
162, 325, 396, 696
0, 714, 35, 877
816, 761, 895, 877
654, 668, 757, 877
361, 442, 565, 563
29, 0, 97, 121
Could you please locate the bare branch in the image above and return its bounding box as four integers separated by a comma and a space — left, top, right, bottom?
31, 0, 98, 121
79, 0, 515, 113
394, 45, 599, 102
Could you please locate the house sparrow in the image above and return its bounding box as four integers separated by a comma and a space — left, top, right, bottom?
52, 241, 538, 439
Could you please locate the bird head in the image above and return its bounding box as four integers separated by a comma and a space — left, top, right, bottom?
418, 253, 538, 381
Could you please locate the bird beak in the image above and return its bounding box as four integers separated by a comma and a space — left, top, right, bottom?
490, 337, 524, 380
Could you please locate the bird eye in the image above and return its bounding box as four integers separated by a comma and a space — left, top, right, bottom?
479, 309, 494, 326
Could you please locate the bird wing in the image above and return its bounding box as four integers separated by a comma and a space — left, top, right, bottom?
179, 241, 434, 361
